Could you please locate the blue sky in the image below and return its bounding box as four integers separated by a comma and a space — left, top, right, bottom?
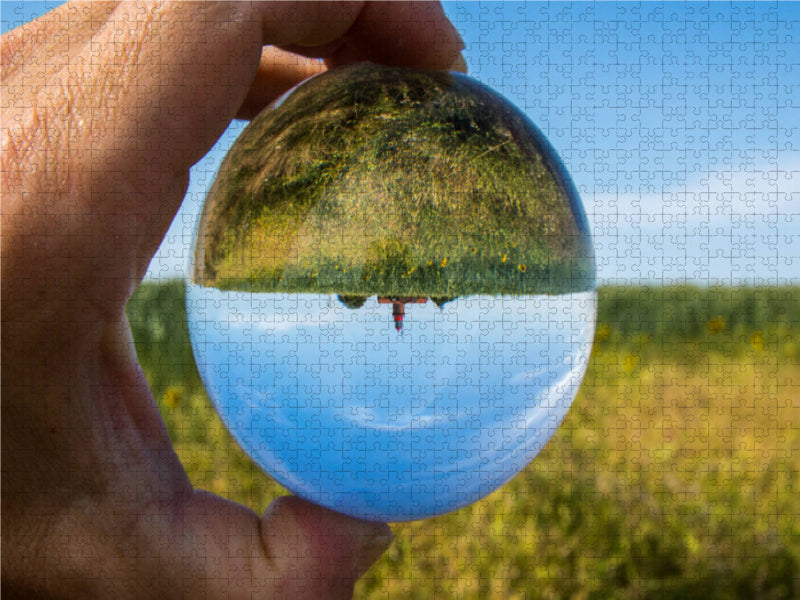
3, 2, 798, 286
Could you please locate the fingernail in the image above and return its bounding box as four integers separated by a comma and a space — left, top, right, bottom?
260, 497, 309, 573
352, 527, 395, 577
363, 530, 395, 559
451, 52, 468, 74
454, 27, 466, 52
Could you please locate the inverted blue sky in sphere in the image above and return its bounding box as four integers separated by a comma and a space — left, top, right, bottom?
184, 288, 596, 520
3, 1, 797, 285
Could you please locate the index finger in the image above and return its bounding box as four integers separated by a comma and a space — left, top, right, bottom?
239, 1, 464, 119
280, 1, 464, 70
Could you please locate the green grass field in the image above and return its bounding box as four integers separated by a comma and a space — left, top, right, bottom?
126, 282, 800, 599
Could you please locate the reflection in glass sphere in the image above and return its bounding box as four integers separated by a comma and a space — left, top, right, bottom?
187, 63, 595, 521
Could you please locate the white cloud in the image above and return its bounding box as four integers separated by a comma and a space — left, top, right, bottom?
583, 158, 799, 285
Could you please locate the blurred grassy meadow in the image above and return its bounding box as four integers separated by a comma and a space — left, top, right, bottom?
126, 282, 800, 599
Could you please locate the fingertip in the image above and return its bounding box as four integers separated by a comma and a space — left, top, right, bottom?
350, 526, 395, 581
451, 52, 468, 74
324, 1, 464, 71
260, 496, 393, 598
236, 47, 325, 120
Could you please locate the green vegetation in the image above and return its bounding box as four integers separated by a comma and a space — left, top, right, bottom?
127, 281, 800, 599
193, 63, 593, 296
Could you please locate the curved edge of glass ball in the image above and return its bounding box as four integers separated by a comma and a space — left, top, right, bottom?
193, 62, 595, 298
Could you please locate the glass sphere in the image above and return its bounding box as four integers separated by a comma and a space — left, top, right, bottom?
187, 63, 595, 521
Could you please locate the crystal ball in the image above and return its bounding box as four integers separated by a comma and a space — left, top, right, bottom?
187, 63, 595, 521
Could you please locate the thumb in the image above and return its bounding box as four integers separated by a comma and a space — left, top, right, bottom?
180, 492, 392, 599
260, 496, 394, 599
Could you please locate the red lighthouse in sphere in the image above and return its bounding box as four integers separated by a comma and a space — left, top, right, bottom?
377, 297, 428, 332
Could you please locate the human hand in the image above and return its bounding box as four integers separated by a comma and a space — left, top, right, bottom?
1, 2, 464, 598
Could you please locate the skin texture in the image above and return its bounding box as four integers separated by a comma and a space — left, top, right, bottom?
1, 2, 464, 598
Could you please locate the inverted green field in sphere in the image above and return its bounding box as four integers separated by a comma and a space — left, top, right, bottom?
193, 62, 594, 297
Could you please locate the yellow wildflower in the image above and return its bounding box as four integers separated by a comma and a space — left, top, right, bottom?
706, 316, 725, 335
162, 386, 182, 409
751, 331, 764, 352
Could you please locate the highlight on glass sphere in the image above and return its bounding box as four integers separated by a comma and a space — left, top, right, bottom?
186, 62, 596, 521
